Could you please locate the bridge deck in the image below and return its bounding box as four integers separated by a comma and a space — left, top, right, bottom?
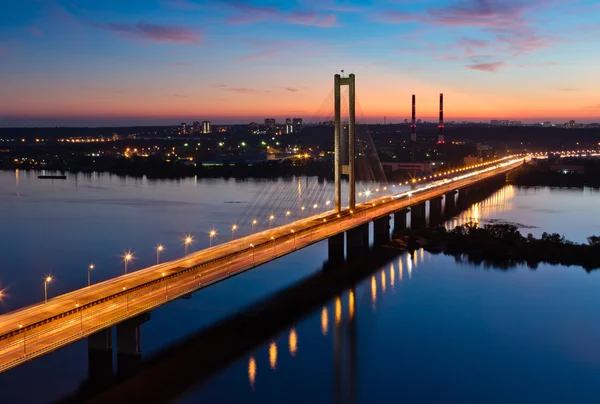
0, 157, 524, 373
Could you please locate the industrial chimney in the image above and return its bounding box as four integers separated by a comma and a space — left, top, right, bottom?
438, 93, 445, 144
411, 95, 416, 142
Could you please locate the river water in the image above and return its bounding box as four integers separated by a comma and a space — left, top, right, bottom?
0, 171, 599, 403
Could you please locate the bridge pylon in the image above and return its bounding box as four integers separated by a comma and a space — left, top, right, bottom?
334, 73, 356, 213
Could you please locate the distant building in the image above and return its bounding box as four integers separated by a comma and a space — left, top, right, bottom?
265, 118, 276, 128
202, 121, 211, 134
285, 118, 293, 134
293, 118, 303, 133
192, 121, 200, 134
179, 122, 187, 135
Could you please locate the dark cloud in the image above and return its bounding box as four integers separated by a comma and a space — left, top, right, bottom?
171, 93, 188, 97
285, 87, 299, 92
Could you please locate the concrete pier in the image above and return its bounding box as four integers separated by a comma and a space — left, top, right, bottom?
117, 312, 150, 375
373, 216, 391, 245
87, 328, 113, 379
429, 197, 443, 224
411, 202, 426, 228
444, 191, 457, 216
393, 209, 409, 232
346, 224, 369, 259
328, 233, 345, 263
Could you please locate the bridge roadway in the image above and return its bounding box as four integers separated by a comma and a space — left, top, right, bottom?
0, 156, 524, 373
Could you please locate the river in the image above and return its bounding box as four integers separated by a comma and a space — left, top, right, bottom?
0, 170, 599, 403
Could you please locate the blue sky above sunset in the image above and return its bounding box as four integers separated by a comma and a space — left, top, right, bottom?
0, 0, 599, 126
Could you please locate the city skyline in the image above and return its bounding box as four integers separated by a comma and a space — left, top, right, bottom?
1, 0, 600, 126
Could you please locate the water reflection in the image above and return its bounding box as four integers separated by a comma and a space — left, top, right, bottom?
321, 307, 329, 336
450, 185, 516, 228
269, 342, 277, 370
381, 270, 386, 293
406, 254, 412, 279
371, 276, 377, 308
390, 263, 395, 289
248, 356, 257, 389
335, 297, 342, 326
348, 290, 355, 320
399, 258, 403, 281
289, 329, 297, 357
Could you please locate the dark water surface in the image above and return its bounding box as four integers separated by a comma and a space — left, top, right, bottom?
0, 171, 599, 403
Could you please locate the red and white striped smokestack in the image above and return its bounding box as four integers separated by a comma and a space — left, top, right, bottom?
438, 93, 445, 144
411, 94, 416, 142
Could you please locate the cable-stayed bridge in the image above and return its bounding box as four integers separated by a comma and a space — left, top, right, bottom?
0, 74, 527, 373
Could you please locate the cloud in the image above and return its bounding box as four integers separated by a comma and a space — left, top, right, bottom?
215, 85, 268, 94
226, 2, 337, 27
381, 0, 557, 60
466, 61, 506, 72
97, 21, 202, 44
172, 62, 194, 67
171, 93, 188, 97
285, 87, 299, 92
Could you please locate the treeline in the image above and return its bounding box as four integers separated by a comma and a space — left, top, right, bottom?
397, 223, 600, 271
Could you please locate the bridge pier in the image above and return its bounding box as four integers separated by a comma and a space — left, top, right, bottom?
117, 312, 150, 376
346, 224, 369, 260
429, 197, 443, 225
393, 209, 409, 232
87, 328, 113, 380
410, 202, 426, 228
328, 233, 345, 264
373, 216, 391, 246
444, 191, 457, 216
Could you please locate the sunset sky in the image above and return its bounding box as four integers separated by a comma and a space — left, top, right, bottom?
1, 0, 599, 126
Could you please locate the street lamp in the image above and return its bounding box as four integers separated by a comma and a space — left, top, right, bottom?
250, 244, 255, 265
291, 229, 296, 248
231, 224, 238, 240
156, 244, 164, 264
269, 215, 275, 228
286, 211, 291, 222
252, 219, 258, 233
44, 276, 52, 304
87, 264, 94, 287
124, 253, 133, 274
271, 236, 276, 254
209, 230, 216, 247
184, 236, 193, 256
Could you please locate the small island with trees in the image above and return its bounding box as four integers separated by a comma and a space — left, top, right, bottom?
394, 223, 600, 271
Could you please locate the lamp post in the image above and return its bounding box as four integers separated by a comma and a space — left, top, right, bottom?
252, 219, 258, 234
124, 253, 132, 274
291, 230, 296, 248
44, 276, 52, 303
184, 236, 193, 256
209, 230, 216, 247
231, 224, 237, 240
156, 244, 164, 264
271, 236, 276, 254
269, 215, 275, 228
88, 264, 94, 287
250, 244, 255, 265
286, 211, 291, 223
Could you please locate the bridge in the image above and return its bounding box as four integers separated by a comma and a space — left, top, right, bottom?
0, 74, 528, 374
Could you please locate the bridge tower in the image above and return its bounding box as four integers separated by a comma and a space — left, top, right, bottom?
334, 73, 356, 212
